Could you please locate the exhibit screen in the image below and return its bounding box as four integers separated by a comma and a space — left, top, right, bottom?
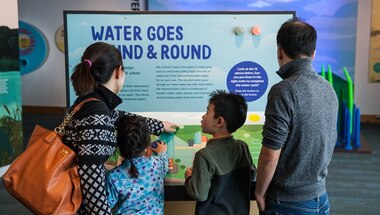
64, 11, 294, 184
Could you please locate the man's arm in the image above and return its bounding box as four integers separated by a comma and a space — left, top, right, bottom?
255, 145, 281, 212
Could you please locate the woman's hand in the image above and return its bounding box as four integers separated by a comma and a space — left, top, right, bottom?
162, 121, 179, 133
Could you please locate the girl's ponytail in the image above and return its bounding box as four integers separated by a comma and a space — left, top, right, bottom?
128, 158, 139, 178
117, 116, 151, 179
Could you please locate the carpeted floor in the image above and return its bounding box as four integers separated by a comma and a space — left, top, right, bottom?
327, 123, 380, 215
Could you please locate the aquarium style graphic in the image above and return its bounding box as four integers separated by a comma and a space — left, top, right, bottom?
0, 1, 23, 166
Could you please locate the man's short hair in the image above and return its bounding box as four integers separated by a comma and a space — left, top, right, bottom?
276, 17, 317, 59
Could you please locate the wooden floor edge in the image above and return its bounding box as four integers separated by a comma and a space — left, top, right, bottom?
360, 115, 380, 123
22, 106, 67, 114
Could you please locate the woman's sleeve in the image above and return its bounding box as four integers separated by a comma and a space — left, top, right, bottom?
117, 110, 164, 136
74, 113, 116, 215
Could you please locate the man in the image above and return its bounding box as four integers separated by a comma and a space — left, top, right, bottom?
255, 17, 338, 214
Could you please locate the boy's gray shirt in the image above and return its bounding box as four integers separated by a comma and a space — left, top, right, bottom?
262, 58, 338, 201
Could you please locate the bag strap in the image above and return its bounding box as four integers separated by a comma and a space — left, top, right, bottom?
54, 98, 99, 135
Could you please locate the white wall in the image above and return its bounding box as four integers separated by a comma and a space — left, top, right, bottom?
18, 0, 380, 115
355, 0, 380, 115
18, 0, 144, 107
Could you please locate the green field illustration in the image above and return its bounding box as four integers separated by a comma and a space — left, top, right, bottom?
158, 124, 263, 184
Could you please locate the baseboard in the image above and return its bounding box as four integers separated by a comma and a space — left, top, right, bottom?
360, 114, 380, 123
22, 106, 67, 114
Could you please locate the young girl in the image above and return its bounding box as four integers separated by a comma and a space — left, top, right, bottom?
106, 115, 168, 215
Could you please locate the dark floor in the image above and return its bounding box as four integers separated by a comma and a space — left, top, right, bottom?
327, 123, 380, 215
1, 111, 380, 214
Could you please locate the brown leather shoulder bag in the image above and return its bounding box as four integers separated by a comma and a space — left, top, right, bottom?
2, 98, 98, 215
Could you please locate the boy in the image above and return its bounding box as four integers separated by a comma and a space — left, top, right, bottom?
184, 90, 255, 215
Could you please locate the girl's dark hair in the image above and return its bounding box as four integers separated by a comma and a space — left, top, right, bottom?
209, 90, 247, 133
117, 115, 151, 178
70, 42, 123, 96
276, 17, 317, 59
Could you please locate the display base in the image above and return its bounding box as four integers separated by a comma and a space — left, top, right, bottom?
164, 181, 256, 201
334, 133, 372, 153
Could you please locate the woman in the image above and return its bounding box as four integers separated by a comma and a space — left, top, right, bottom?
63, 42, 176, 214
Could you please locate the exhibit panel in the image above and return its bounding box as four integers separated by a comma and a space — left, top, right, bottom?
369, 0, 380, 82
64, 11, 294, 184
0, 0, 23, 167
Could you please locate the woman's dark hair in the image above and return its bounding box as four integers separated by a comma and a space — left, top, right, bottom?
209, 90, 247, 133
117, 115, 151, 178
276, 17, 317, 59
70, 42, 123, 96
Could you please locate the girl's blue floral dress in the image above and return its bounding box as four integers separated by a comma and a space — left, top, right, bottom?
106, 152, 168, 215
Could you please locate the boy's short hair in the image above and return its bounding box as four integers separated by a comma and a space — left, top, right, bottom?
276, 17, 317, 59
209, 90, 247, 133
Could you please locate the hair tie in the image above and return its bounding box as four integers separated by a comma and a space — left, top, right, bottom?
83, 59, 92, 68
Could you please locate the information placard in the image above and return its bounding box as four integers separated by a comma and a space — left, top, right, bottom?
64, 11, 294, 183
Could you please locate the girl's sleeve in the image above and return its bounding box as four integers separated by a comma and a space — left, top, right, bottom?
117, 110, 164, 136
156, 152, 169, 175
105, 172, 119, 209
